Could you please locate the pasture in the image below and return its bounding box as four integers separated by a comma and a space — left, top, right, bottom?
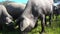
0, 15, 60, 34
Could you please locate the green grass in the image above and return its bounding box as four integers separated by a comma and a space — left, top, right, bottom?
0, 16, 60, 34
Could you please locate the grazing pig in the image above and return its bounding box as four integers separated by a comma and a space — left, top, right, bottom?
16, 0, 53, 34
0, 5, 14, 30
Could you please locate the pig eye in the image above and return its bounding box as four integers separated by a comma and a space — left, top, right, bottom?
19, 17, 24, 23
16, 17, 24, 23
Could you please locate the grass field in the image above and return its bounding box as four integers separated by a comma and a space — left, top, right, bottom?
0, 15, 60, 34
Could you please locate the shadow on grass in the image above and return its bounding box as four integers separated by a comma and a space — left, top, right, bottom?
0, 28, 20, 34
